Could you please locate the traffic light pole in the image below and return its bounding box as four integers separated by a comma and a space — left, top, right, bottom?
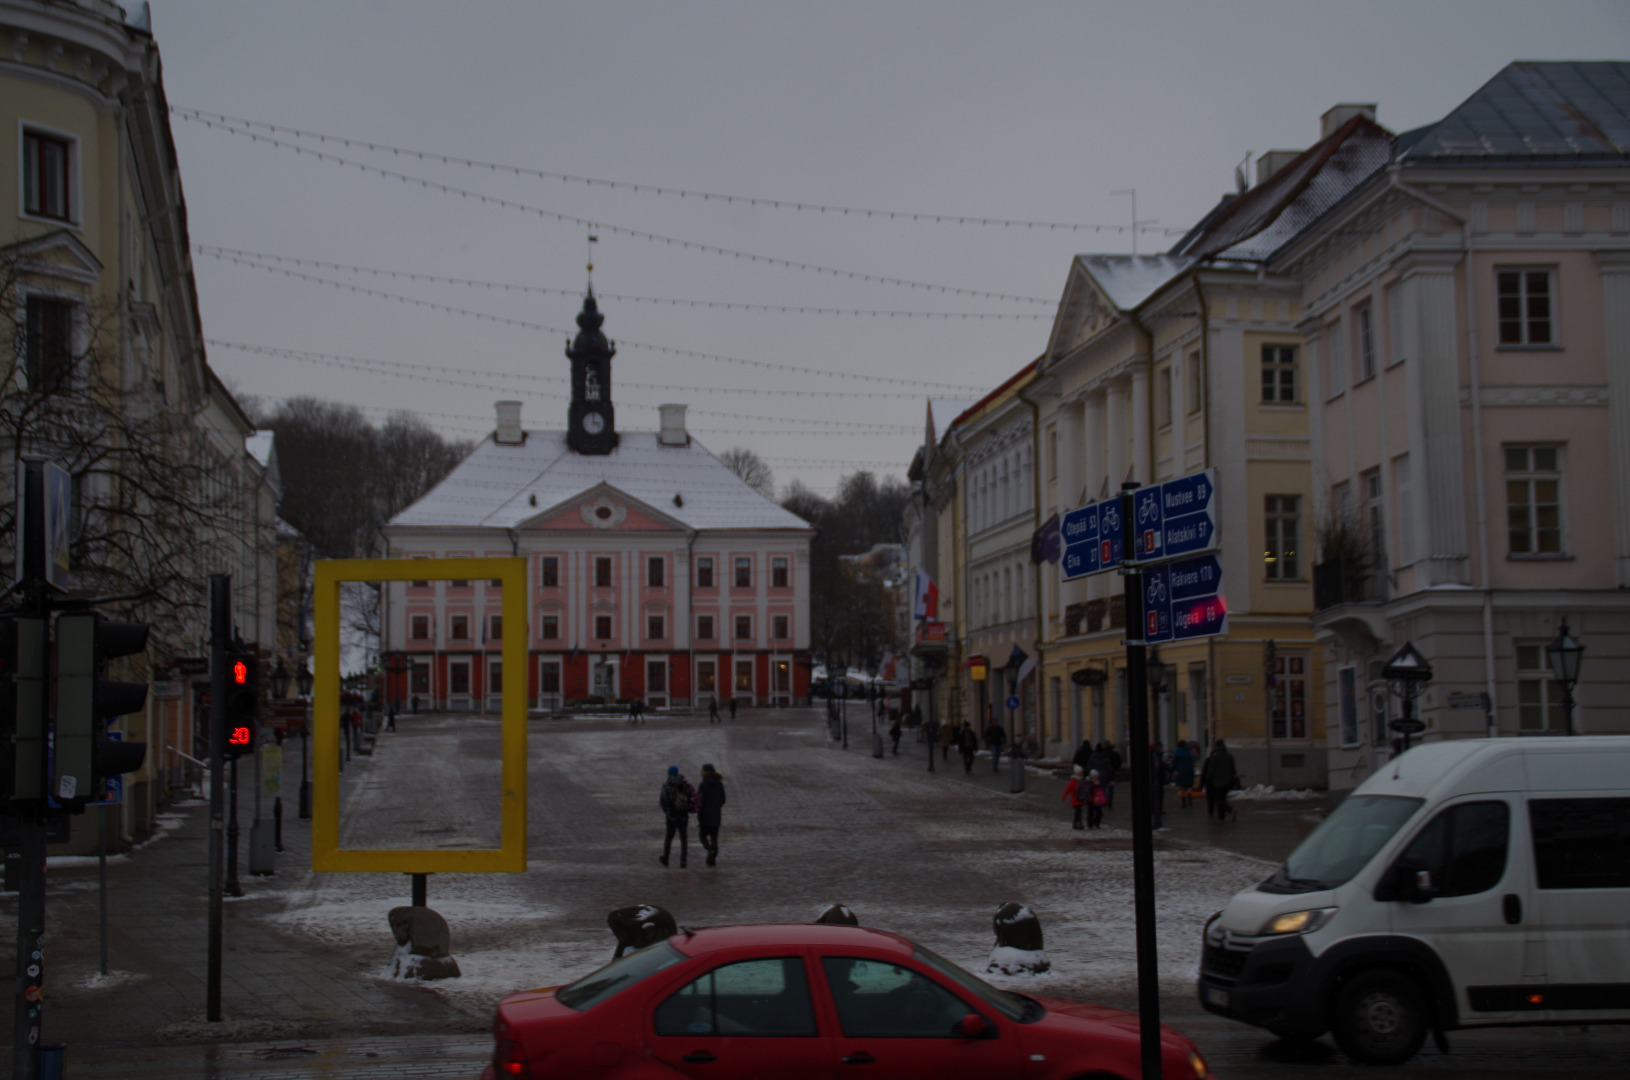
10, 597, 49, 1080
207, 576, 228, 1023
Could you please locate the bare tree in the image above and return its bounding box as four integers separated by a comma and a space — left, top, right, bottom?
719, 446, 776, 500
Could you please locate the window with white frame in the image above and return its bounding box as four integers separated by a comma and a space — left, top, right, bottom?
1505, 446, 1563, 556
696, 556, 714, 588
1497, 269, 1555, 346
734, 557, 752, 588
540, 556, 559, 587
1261, 344, 1297, 404
1516, 643, 1566, 732
773, 614, 789, 640
24, 296, 74, 393
595, 556, 613, 587
648, 556, 665, 588
1364, 468, 1386, 581
488, 613, 502, 642
22, 128, 75, 222
540, 613, 559, 640
771, 556, 789, 588
647, 613, 665, 640
410, 615, 430, 641
449, 614, 470, 641
1355, 303, 1376, 382
488, 660, 502, 694
594, 615, 613, 640
697, 614, 715, 640
735, 614, 752, 640
1263, 495, 1300, 580
1270, 653, 1308, 739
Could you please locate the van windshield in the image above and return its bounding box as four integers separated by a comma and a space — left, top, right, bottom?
1261, 795, 1424, 893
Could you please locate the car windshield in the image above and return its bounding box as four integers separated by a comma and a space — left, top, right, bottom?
1261, 795, 1424, 894
911, 944, 1038, 1023
555, 942, 685, 1011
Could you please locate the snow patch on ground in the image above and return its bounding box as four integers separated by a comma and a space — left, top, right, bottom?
267, 898, 555, 951
1230, 785, 1322, 801
987, 945, 1050, 975
77, 969, 151, 991
46, 854, 129, 869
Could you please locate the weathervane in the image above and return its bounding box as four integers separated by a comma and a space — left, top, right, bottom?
586, 233, 598, 289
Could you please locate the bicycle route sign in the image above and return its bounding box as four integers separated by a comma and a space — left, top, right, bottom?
1062, 469, 1218, 580
1140, 553, 1228, 644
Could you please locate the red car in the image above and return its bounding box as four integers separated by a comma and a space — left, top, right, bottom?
484, 923, 1214, 1079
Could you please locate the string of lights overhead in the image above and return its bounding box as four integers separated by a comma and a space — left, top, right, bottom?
174, 110, 1055, 305
173, 106, 1185, 237
193, 245, 1048, 321
200, 259, 988, 392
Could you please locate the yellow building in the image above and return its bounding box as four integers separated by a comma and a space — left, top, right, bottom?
2, 1, 275, 843
1029, 108, 1394, 787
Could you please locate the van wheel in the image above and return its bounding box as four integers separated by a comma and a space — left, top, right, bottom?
1332, 971, 1428, 1066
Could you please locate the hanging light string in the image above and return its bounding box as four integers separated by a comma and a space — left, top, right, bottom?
193, 244, 1048, 320
173, 109, 1054, 305
173, 105, 1183, 238
200, 256, 989, 392
209, 340, 920, 432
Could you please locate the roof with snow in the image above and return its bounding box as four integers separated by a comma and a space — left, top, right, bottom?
387, 430, 813, 533
1397, 61, 1630, 165
1074, 255, 1196, 311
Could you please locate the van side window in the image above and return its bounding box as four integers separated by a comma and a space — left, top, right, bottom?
1395, 801, 1509, 897
1530, 798, 1630, 890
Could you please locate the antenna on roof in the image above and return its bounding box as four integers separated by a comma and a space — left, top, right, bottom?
1110, 189, 1157, 257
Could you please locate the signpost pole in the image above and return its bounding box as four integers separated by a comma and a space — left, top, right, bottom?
207, 576, 229, 1022
1119, 483, 1162, 1080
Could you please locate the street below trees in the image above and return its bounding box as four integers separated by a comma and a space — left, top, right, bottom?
6, 707, 1627, 1077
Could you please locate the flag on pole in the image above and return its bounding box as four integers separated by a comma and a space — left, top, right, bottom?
913, 570, 939, 620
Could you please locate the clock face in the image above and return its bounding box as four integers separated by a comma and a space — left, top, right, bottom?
582, 411, 605, 435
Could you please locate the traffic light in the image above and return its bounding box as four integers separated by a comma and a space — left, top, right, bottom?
224, 647, 258, 758
1, 614, 48, 805
53, 611, 150, 809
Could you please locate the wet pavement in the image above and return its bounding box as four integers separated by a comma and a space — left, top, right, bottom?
3, 706, 1624, 1078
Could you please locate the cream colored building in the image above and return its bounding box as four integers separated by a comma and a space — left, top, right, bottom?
2, 0, 276, 842
1273, 62, 1630, 799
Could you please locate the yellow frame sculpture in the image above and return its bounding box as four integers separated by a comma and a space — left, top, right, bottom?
312, 557, 528, 873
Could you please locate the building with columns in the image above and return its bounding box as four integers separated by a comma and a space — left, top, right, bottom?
379, 292, 815, 712
1025, 107, 1394, 782
1275, 61, 1630, 798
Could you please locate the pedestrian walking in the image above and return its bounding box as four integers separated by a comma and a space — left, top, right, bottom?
1070, 738, 1094, 773
1088, 742, 1116, 813
658, 766, 696, 867
727, 696, 738, 720
708, 695, 721, 724
1084, 770, 1107, 828
386, 704, 396, 732
1062, 765, 1089, 830
888, 716, 902, 755
1201, 738, 1238, 821
959, 724, 978, 774
984, 717, 1006, 772
696, 763, 726, 867
939, 718, 956, 762
1171, 740, 1197, 808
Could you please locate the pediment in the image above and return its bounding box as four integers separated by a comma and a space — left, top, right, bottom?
521, 483, 687, 533
6, 230, 104, 287
1045, 260, 1118, 362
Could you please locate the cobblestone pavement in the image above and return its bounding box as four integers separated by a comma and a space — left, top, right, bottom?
4, 707, 1627, 1078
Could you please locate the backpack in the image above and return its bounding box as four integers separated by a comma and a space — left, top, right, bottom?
1089, 784, 1108, 807
663, 779, 691, 818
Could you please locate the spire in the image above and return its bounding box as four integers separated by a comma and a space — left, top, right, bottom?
567, 289, 614, 363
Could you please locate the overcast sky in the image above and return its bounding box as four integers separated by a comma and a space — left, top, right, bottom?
153, 0, 1630, 499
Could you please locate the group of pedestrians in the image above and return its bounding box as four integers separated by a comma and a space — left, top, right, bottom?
705, 695, 739, 723
1060, 737, 1239, 830
658, 764, 727, 868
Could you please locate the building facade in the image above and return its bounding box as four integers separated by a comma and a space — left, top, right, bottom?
380, 294, 814, 711
1, 0, 277, 842
1275, 62, 1630, 799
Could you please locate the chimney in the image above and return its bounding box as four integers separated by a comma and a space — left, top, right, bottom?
494, 400, 523, 445
1321, 103, 1377, 140
658, 403, 689, 447
1255, 149, 1301, 187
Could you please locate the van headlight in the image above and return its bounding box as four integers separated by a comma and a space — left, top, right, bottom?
1261, 907, 1337, 936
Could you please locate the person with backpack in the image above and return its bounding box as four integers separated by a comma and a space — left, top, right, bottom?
1171, 740, 1197, 809
658, 766, 696, 867
1084, 769, 1107, 829
696, 763, 727, 866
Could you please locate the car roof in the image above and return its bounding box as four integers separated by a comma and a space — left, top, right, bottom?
669, 923, 916, 958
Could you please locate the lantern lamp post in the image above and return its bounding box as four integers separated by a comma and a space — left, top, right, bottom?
1546, 619, 1584, 737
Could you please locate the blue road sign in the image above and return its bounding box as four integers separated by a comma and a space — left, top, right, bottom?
1060, 499, 1124, 580
1062, 470, 1215, 578
1141, 553, 1227, 644
1006, 695, 1021, 711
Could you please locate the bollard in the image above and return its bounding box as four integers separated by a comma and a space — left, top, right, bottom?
1009, 749, 1026, 793
871, 731, 884, 758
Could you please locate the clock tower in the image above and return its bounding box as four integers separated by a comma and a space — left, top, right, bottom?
566, 290, 619, 455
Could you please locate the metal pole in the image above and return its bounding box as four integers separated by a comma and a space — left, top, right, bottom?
1119, 484, 1162, 1080
225, 756, 243, 898
299, 721, 312, 818
98, 805, 109, 975
412, 873, 427, 907
11, 815, 45, 1080
1563, 681, 1576, 737
207, 575, 229, 1022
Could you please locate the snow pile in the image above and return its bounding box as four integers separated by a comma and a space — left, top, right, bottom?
1229, 785, 1322, 801
987, 944, 1050, 976
76, 969, 150, 991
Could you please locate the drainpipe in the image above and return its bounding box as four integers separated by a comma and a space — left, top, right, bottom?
1192, 273, 1217, 750
1017, 383, 1046, 751
1386, 170, 1497, 736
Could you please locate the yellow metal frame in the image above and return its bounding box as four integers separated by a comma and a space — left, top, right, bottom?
312, 557, 528, 873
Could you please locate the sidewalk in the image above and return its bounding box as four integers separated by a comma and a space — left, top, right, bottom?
833, 720, 1326, 866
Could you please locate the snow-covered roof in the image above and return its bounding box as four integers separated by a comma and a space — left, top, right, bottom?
1074, 255, 1195, 311
388, 430, 813, 533
245, 431, 274, 467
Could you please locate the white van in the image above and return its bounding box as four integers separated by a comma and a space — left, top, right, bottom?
1197, 736, 1630, 1065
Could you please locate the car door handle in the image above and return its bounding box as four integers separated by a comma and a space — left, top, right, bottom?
842, 1051, 877, 1065
682, 1050, 717, 1063
1503, 893, 1522, 925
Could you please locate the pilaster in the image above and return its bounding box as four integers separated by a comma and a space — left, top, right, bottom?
1597, 251, 1630, 586
1398, 252, 1470, 586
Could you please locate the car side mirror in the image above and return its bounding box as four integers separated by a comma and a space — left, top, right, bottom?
954, 1013, 992, 1039
1376, 861, 1437, 903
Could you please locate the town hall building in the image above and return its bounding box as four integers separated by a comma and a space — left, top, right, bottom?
379, 292, 815, 711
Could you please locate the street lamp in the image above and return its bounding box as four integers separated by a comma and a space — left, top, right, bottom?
1383, 642, 1433, 754
1546, 618, 1584, 736
270, 659, 291, 699
296, 660, 314, 819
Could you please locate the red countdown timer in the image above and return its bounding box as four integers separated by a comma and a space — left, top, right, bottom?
228, 724, 253, 748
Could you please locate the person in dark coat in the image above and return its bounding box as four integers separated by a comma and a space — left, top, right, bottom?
888, 717, 902, 755
1201, 738, 1238, 821
1171, 740, 1197, 808
1087, 743, 1116, 813
959, 724, 979, 774
727, 696, 738, 720
984, 718, 1006, 772
696, 763, 727, 867
1071, 738, 1094, 773
708, 695, 721, 723
658, 766, 696, 867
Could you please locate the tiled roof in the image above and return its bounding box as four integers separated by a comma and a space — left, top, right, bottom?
1399, 61, 1630, 164
388, 430, 813, 533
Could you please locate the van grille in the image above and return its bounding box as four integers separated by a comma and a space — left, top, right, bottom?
1202, 943, 1248, 982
